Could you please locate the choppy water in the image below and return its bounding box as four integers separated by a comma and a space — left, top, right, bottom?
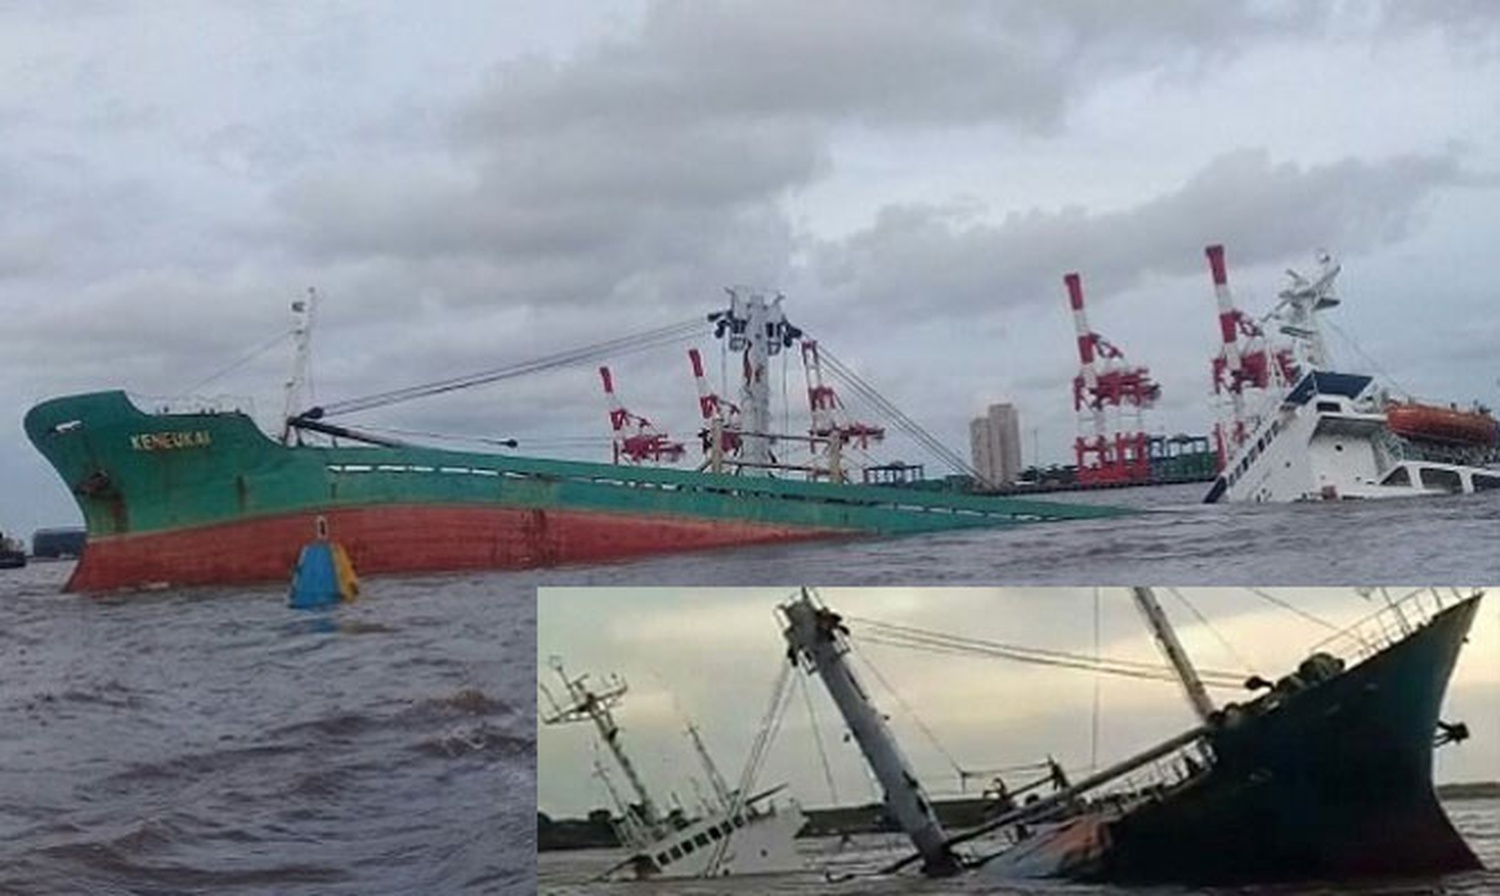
2, 486, 1495, 893
539, 800, 1500, 895
568, 484, 1500, 586
0, 561, 534, 895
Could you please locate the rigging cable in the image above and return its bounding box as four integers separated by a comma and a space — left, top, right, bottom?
1091, 587, 1101, 772
1324, 318, 1413, 398
817, 348, 981, 478
848, 638, 965, 786
1246, 587, 1343, 633
175, 327, 295, 399
846, 615, 1248, 689
733, 659, 794, 806
795, 667, 841, 809
315, 317, 704, 417
1164, 588, 1258, 676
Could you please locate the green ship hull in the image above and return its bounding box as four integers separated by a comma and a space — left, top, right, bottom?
25, 390, 1130, 591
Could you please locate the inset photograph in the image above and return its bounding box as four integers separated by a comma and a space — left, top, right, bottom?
537, 586, 1497, 892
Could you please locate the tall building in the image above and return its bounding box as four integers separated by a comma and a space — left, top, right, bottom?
970, 403, 1023, 486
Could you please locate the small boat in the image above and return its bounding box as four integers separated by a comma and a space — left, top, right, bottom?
540, 659, 805, 880
780, 585, 1482, 885
0, 534, 25, 569
1201, 247, 1499, 503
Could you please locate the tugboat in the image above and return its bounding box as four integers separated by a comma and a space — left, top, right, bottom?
0, 532, 26, 569
1201, 245, 1499, 503
539, 658, 805, 880
781, 586, 1482, 885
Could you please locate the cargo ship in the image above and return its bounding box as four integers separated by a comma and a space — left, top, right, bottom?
781, 586, 1482, 885
24, 290, 1125, 593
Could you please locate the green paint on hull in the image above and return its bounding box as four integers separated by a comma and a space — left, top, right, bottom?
25, 391, 1131, 544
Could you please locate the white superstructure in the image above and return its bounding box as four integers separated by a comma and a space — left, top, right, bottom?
1203, 251, 1498, 503
540, 659, 805, 880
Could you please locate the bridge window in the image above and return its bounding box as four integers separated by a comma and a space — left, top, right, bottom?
1419, 468, 1463, 493
1474, 474, 1500, 492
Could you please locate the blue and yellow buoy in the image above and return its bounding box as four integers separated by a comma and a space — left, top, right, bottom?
288, 517, 359, 609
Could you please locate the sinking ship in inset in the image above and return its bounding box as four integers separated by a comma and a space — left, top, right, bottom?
24, 289, 1125, 593
778, 586, 1482, 885
1200, 246, 1498, 503
539, 659, 805, 880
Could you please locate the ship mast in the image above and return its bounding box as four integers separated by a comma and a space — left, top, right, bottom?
281, 287, 318, 445
779, 588, 961, 877
540, 659, 663, 832
1129, 587, 1215, 724
716, 288, 797, 476
685, 720, 733, 810
1272, 251, 1341, 370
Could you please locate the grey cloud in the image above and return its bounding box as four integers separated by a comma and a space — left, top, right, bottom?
810, 149, 1468, 322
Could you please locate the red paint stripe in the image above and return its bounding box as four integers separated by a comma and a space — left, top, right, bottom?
67, 506, 845, 593
1205, 244, 1228, 285
1064, 272, 1085, 311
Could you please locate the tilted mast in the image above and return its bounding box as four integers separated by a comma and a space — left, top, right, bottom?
540, 659, 663, 832
1129, 587, 1215, 724
1273, 251, 1341, 370
685, 720, 733, 810
779, 588, 961, 877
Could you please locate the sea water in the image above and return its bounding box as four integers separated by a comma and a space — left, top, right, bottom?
1, 489, 1496, 893
538, 798, 1500, 894
0, 561, 533, 894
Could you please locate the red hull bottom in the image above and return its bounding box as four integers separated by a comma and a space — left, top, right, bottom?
67, 505, 845, 593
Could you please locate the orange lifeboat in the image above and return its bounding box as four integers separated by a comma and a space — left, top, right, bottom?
1385, 401, 1499, 447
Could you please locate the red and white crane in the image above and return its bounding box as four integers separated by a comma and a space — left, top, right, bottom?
598, 365, 685, 465
687, 347, 742, 464
1064, 272, 1160, 485
801, 341, 884, 446
1204, 244, 1298, 470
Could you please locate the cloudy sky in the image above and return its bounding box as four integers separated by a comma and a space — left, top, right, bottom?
4, 2, 1500, 538
537, 586, 1500, 818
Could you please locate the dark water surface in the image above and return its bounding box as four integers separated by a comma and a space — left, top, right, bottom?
2, 487, 1495, 893
0, 561, 534, 895
543, 484, 1500, 587
539, 800, 1500, 895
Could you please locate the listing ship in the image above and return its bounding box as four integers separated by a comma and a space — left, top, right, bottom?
780, 586, 1482, 885
539, 659, 805, 880
1201, 245, 1498, 503
24, 289, 1125, 592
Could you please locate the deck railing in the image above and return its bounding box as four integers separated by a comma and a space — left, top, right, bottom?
1309, 588, 1477, 664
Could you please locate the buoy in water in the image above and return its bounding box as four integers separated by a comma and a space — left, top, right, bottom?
289, 516, 359, 608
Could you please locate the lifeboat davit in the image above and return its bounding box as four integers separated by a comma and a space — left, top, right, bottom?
1385, 401, 1499, 447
